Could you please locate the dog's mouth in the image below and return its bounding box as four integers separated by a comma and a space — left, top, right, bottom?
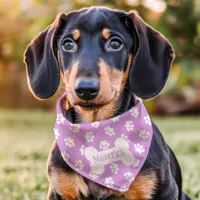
74, 91, 120, 110
77, 103, 105, 109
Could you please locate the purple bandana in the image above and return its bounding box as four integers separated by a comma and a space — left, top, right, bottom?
54, 93, 153, 192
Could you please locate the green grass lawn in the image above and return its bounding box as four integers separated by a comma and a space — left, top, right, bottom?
0, 109, 200, 200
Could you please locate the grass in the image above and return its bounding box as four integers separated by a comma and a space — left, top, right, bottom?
0, 109, 200, 200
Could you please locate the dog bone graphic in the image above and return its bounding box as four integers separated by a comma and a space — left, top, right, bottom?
85, 138, 134, 174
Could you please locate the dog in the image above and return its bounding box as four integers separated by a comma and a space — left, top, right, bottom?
24, 6, 191, 200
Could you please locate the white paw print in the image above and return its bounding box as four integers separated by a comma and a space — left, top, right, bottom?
121, 134, 129, 142
53, 128, 60, 140
130, 107, 139, 118
120, 186, 129, 192
89, 170, 99, 180
56, 113, 65, 124
75, 160, 84, 171
134, 143, 145, 154
85, 132, 95, 143
104, 126, 115, 136
112, 116, 120, 122
109, 163, 119, 174
79, 145, 85, 155
100, 140, 110, 150
61, 152, 70, 162
91, 121, 100, 128
132, 158, 140, 168
64, 137, 75, 148
125, 121, 134, 132
104, 177, 114, 188
124, 172, 134, 182
144, 115, 151, 126
69, 123, 80, 133
139, 129, 150, 140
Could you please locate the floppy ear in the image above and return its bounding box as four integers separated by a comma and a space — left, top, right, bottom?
24, 13, 67, 99
127, 11, 175, 99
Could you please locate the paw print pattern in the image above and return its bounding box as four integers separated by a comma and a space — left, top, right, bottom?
75, 160, 84, 171
104, 126, 115, 136
139, 129, 150, 140
130, 107, 139, 118
54, 92, 153, 192
56, 113, 65, 124
144, 115, 151, 126
104, 177, 114, 188
85, 132, 95, 143
112, 116, 120, 122
99, 140, 110, 150
61, 152, 70, 162
89, 170, 99, 180
64, 137, 75, 148
134, 143, 145, 154
91, 121, 100, 128
124, 172, 134, 182
69, 123, 80, 133
79, 145, 85, 155
54, 128, 60, 140
120, 134, 129, 142
132, 158, 140, 168
120, 186, 129, 192
109, 163, 119, 174
125, 121, 134, 132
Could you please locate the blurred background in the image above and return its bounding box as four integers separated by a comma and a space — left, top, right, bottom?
0, 0, 200, 200
0, 0, 200, 114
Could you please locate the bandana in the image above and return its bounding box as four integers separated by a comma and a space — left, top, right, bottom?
54, 93, 153, 192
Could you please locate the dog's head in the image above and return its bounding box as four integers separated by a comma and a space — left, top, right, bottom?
24, 6, 174, 110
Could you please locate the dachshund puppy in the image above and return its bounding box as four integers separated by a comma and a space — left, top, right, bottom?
24, 6, 191, 200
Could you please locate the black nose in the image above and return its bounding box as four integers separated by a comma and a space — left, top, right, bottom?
74, 78, 99, 100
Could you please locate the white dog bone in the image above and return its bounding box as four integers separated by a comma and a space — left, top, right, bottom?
85, 138, 134, 174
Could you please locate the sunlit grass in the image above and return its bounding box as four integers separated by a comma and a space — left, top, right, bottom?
0, 110, 200, 200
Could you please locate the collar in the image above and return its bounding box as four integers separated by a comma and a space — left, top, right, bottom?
54, 93, 153, 192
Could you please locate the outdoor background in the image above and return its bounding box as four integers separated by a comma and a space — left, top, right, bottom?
0, 0, 200, 199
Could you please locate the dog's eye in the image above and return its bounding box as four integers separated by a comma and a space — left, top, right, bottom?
62, 39, 76, 51
110, 39, 122, 49
106, 37, 123, 51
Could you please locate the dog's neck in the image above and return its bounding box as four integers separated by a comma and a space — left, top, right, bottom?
66, 86, 134, 123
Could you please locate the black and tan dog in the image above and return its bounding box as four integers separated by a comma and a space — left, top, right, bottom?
24, 6, 191, 200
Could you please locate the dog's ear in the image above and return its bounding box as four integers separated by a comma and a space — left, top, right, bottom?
127, 11, 175, 99
24, 13, 67, 99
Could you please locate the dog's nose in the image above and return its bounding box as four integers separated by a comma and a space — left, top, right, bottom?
75, 78, 99, 100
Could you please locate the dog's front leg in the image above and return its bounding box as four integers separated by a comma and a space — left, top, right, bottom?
47, 142, 88, 200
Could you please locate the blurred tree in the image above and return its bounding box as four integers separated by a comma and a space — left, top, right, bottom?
162, 0, 200, 60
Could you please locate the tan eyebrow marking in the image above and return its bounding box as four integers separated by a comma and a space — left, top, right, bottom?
102, 28, 110, 40
72, 29, 80, 40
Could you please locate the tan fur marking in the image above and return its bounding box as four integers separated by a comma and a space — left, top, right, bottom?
105, 173, 157, 200
74, 57, 133, 123
102, 28, 110, 40
64, 62, 79, 105
74, 59, 123, 122
63, 55, 133, 123
123, 173, 157, 200
72, 29, 80, 40
65, 97, 71, 111
47, 142, 88, 200
50, 170, 88, 199
121, 54, 133, 92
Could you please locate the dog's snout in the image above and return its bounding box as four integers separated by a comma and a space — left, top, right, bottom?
75, 78, 99, 100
